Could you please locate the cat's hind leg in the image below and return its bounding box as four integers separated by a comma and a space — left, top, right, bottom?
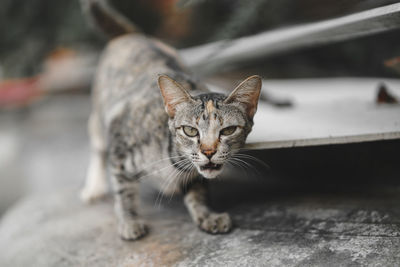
81, 150, 108, 203
80, 114, 109, 203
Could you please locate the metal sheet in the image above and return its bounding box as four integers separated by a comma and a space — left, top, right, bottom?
244, 78, 400, 149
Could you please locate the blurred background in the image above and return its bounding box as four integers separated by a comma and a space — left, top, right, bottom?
1, 0, 400, 215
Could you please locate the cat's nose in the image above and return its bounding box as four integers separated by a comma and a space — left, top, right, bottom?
200, 143, 217, 159
201, 148, 217, 159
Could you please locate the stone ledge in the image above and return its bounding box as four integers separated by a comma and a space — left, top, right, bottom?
1, 187, 400, 266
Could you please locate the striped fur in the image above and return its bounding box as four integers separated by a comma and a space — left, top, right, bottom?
80, 0, 261, 240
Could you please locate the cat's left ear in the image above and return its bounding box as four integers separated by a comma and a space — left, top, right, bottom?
158, 75, 194, 117
224, 75, 262, 119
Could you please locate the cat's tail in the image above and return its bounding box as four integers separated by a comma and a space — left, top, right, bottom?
80, 0, 140, 38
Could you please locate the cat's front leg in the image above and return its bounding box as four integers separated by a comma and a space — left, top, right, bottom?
184, 181, 232, 234
112, 170, 148, 241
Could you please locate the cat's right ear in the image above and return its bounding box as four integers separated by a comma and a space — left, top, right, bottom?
158, 75, 194, 117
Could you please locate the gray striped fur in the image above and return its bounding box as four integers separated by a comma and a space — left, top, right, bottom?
80, 0, 261, 240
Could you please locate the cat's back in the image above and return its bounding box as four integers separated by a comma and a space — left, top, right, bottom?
92, 35, 181, 112
92, 34, 207, 122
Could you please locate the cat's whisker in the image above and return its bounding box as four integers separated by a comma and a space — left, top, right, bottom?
225, 158, 251, 181
162, 162, 191, 205
227, 157, 255, 180
231, 157, 252, 169
154, 159, 190, 205
229, 149, 271, 177
226, 158, 246, 174
230, 148, 269, 165
154, 168, 174, 208
183, 167, 194, 193
233, 153, 271, 170
233, 148, 255, 153
141, 155, 185, 170
138, 158, 189, 182
231, 156, 264, 179
140, 157, 187, 175
233, 154, 270, 178
155, 159, 193, 207
181, 164, 193, 194
154, 165, 181, 208
181, 163, 195, 189
163, 157, 193, 201
168, 163, 193, 202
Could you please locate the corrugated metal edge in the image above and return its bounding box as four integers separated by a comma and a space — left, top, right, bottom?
245, 131, 400, 150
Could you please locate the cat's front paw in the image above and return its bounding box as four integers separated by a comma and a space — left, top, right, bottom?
197, 212, 232, 234
118, 219, 148, 241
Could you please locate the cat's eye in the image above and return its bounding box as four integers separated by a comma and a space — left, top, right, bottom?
183, 126, 198, 137
220, 126, 237, 136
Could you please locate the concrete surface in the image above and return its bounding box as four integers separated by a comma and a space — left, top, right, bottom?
1, 184, 400, 266
0, 95, 90, 214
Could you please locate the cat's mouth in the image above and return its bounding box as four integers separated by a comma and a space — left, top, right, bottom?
200, 162, 222, 171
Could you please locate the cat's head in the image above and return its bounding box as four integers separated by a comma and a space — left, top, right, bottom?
158, 75, 261, 178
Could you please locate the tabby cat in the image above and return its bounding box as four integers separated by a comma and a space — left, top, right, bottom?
80, 0, 262, 240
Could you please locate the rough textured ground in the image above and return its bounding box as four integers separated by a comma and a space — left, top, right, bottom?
1, 183, 400, 266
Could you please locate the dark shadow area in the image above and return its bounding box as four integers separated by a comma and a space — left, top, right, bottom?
209, 139, 400, 210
